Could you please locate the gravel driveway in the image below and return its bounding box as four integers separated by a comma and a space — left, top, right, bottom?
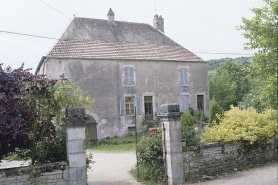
86, 150, 142, 185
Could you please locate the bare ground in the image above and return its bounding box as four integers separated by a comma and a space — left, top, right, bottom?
86, 150, 142, 185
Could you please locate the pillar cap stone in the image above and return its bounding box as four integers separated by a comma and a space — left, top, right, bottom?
64, 107, 88, 127
158, 104, 183, 121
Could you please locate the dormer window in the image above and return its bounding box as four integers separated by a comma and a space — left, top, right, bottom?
179, 68, 189, 86
123, 66, 135, 85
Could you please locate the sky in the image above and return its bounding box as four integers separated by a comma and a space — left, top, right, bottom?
0, 0, 265, 73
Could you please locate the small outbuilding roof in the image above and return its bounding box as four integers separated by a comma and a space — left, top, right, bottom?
48, 16, 202, 61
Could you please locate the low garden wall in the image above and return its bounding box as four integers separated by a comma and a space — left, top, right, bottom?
0, 161, 68, 185
183, 140, 277, 182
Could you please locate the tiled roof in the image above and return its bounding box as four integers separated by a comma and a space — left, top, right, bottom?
49, 40, 201, 61
48, 17, 203, 61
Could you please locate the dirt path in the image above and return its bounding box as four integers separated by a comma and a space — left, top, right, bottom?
86, 150, 142, 185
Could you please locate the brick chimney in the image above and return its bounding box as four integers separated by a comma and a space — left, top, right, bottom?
107, 8, 115, 22
153, 15, 164, 33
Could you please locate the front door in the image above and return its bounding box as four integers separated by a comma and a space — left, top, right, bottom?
144, 96, 153, 121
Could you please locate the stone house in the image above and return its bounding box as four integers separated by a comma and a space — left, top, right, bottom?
36, 9, 209, 142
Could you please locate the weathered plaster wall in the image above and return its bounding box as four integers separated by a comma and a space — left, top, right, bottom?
0, 162, 68, 185
42, 58, 208, 139
183, 141, 277, 182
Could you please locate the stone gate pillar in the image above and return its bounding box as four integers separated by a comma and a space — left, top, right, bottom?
158, 104, 185, 185
64, 107, 88, 185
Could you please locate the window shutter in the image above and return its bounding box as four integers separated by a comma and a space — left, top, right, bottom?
129, 67, 135, 85
184, 68, 188, 85
136, 96, 141, 114
124, 68, 129, 85
181, 95, 186, 111
180, 68, 185, 85
120, 97, 125, 115
185, 95, 190, 109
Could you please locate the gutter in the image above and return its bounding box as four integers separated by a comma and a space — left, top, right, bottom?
35, 56, 207, 75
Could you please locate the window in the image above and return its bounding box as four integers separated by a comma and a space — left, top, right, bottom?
181, 94, 190, 111
125, 97, 135, 114
124, 67, 135, 85
144, 96, 153, 120
120, 96, 141, 115
197, 95, 204, 111
179, 68, 189, 86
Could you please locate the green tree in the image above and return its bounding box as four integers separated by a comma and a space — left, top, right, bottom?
209, 59, 250, 110
181, 109, 201, 146
209, 101, 224, 126
237, 0, 278, 110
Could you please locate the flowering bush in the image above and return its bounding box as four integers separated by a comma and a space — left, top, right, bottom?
202, 106, 277, 144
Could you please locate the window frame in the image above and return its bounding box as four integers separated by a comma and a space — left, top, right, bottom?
180, 93, 190, 112
120, 96, 141, 115
123, 65, 136, 86
179, 68, 189, 86
125, 97, 135, 115
196, 94, 204, 111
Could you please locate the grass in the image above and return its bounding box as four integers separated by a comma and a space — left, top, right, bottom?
3, 153, 23, 161
130, 168, 159, 185
87, 132, 147, 152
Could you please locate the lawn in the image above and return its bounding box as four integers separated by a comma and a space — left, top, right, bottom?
87, 132, 147, 152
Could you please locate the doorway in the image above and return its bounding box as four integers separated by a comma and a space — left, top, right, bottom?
197, 95, 204, 111
144, 96, 153, 121
86, 114, 98, 144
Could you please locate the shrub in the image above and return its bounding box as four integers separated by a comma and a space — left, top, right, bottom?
202, 106, 278, 144
182, 126, 201, 146
35, 127, 67, 163
137, 132, 165, 183
209, 101, 224, 126
181, 109, 202, 146
0, 64, 93, 163
181, 109, 195, 127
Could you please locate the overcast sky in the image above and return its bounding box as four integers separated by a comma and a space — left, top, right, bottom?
0, 0, 264, 73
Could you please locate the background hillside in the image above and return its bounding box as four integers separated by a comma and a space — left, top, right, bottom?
207, 57, 251, 81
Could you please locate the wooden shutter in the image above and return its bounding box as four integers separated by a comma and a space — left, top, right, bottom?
180, 68, 189, 86
129, 67, 135, 85
124, 67, 135, 85
181, 95, 186, 111
124, 67, 129, 85
136, 96, 141, 114
120, 97, 125, 115
185, 95, 190, 109
184, 68, 188, 85
180, 68, 185, 85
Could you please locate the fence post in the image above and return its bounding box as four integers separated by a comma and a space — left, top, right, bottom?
158, 104, 185, 185
64, 107, 88, 185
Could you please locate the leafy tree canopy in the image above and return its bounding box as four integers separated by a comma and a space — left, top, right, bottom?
209, 59, 250, 110
0, 63, 94, 163
237, 0, 278, 109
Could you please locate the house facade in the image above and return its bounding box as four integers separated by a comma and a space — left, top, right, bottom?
36, 9, 209, 141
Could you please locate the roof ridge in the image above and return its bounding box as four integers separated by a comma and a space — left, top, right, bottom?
58, 39, 180, 46
73, 16, 149, 26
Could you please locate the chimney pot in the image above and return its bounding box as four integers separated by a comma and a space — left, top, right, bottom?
107, 8, 115, 22
153, 14, 164, 33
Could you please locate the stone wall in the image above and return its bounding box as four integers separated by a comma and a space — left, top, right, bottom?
183, 141, 277, 182
0, 161, 68, 185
